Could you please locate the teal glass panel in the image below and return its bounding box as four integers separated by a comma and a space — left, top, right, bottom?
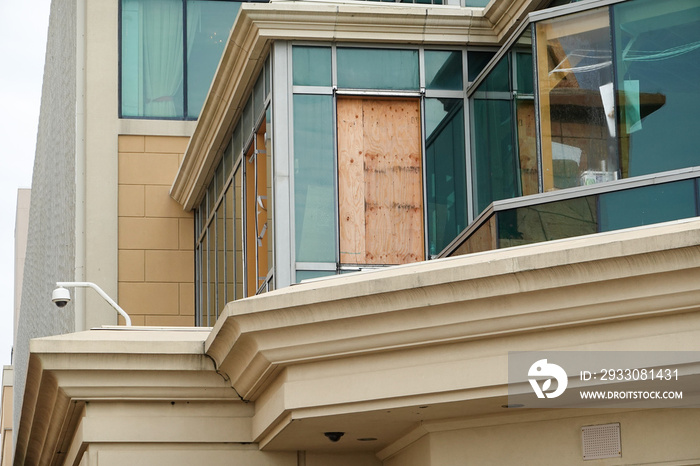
497, 196, 597, 248
254, 72, 265, 121
293, 46, 332, 86
613, 0, 700, 177
516, 52, 533, 94
337, 48, 419, 90
296, 270, 337, 283
425, 98, 467, 256
467, 51, 496, 83
598, 181, 697, 232
293, 95, 336, 263
121, 0, 186, 118
233, 121, 242, 158
472, 98, 519, 215
464, 0, 490, 6
475, 56, 509, 93
216, 201, 226, 316
242, 97, 253, 136
265, 57, 271, 97
186, 1, 240, 118
425, 51, 463, 91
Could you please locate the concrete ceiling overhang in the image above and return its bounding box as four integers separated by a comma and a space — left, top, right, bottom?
170, 0, 547, 211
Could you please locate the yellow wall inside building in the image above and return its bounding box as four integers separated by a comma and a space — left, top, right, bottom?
117, 135, 194, 326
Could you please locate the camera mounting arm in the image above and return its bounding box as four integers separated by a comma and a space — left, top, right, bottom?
55, 281, 132, 327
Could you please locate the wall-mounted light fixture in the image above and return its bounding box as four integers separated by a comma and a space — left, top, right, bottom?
52, 281, 132, 326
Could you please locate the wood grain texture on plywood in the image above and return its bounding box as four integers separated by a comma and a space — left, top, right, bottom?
338, 97, 424, 265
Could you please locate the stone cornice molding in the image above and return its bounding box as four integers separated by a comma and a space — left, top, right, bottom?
171, 0, 541, 211
14, 329, 238, 466
205, 220, 700, 403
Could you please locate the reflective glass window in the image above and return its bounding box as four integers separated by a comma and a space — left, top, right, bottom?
293, 46, 332, 86
120, 0, 239, 119
425, 50, 463, 91
187, 1, 241, 117
467, 51, 496, 82
337, 48, 419, 90
598, 180, 697, 231
612, 0, 700, 177
536, 8, 619, 192
293, 95, 336, 263
425, 98, 467, 256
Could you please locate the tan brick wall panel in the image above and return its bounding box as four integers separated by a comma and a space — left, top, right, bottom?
118, 135, 194, 326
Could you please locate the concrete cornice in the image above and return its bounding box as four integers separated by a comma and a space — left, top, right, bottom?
206, 219, 700, 403
13, 328, 239, 466
171, 0, 539, 211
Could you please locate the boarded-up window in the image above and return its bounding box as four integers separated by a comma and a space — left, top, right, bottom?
337, 97, 425, 265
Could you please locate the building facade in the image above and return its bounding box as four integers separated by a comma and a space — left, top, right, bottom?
10, 0, 700, 464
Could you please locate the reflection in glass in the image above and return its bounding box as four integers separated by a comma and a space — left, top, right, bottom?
598, 180, 697, 231
613, 0, 700, 177
293, 95, 336, 264
337, 48, 419, 90
536, 7, 619, 191
467, 50, 496, 82
498, 197, 597, 248
425, 50, 463, 91
425, 98, 467, 256
293, 46, 332, 86
121, 0, 239, 119
187, 1, 241, 117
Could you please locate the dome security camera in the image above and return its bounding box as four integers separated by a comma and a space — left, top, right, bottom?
324, 432, 345, 443
52, 287, 71, 308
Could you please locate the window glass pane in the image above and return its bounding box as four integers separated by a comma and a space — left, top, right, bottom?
425, 50, 463, 91
186, 1, 240, 118
598, 180, 697, 232
516, 52, 534, 94
296, 270, 336, 282
536, 7, 619, 192
613, 0, 700, 177
425, 98, 467, 256
121, 0, 186, 118
225, 184, 234, 303
199, 234, 208, 324
498, 196, 597, 248
207, 225, 216, 325
475, 55, 509, 93
472, 98, 518, 215
337, 48, 419, 90
265, 56, 271, 97
234, 167, 244, 298
216, 202, 226, 316
243, 97, 253, 136
293, 95, 336, 262
467, 51, 496, 83
254, 72, 265, 121
293, 46, 332, 86
233, 121, 243, 159
265, 106, 273, 280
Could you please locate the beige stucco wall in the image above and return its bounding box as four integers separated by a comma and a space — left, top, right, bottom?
118, 135, 194, 326
386, 409, 700, 465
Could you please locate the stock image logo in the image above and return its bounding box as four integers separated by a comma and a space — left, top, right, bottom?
528, 359, 568, 398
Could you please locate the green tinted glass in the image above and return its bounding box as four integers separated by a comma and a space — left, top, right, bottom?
613, 0, 700, 177
425, 98, 467, 256
425, 50, 463, 90
293, 46, 332, 86
599, 181, 697, 231
293, 95, 336, 262
337, 48, 419, 90
187, 1, 241, 118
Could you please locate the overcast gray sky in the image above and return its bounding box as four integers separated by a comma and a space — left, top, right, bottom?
0, 0, 52, 368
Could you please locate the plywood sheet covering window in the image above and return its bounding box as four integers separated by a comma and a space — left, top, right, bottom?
338, 97, 424, 265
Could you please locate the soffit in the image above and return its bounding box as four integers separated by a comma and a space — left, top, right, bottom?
171, 0, 541, 211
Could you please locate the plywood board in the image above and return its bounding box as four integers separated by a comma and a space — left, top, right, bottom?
337, 97, 424, 265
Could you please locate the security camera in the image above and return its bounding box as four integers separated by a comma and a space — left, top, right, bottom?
324, 432, 344, 443
52, 287, 71, 308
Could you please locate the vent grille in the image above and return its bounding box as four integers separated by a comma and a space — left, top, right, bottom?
582, 423, 621, 460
